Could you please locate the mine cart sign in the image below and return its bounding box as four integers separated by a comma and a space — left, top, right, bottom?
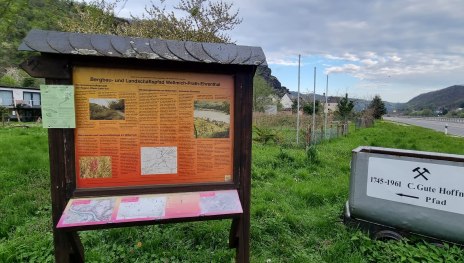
367, 157, 464, 214
19, 29, 265, 263
348, 146, 464, 244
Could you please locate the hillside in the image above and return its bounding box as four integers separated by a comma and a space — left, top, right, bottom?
256, 66, 289, 97
407, 85, 464, 110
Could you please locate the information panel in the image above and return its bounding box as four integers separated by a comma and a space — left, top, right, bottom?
73, 67, 234, 188
367, 157, 464, 215
57, 190, 243, 228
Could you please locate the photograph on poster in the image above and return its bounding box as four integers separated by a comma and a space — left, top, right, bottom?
79, 156, 112, 179
89, 98, 125, 120
194, 100, 230, 138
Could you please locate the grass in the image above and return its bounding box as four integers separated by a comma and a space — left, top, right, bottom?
193, 118, 230, 138
1, 121, 464, 262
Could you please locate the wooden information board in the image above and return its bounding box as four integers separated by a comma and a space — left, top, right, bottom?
19, 29, 265, 263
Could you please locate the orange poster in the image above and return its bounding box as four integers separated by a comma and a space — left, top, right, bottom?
73, 67, 234, 188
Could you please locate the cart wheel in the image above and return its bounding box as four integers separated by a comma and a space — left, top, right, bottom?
374, 230, 402, 241
431, 242, 444, 248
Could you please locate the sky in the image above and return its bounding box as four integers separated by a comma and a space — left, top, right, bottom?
110, 0, 464, 103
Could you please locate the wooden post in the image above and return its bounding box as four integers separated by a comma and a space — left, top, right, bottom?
234, 70, 253, 263
46, 79, 84, 263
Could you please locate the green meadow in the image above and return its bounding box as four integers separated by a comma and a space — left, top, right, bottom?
1, 121, 464, 262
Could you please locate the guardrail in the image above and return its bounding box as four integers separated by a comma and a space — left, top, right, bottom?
418, 117, 464, 123
401, 117, 464, 123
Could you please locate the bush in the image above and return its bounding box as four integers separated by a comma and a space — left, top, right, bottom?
253, 126, 281, 144
306, 145, 319, 164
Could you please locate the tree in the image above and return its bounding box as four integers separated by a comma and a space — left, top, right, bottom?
368, 95, 387, 119
291, 98, 305, 113
302, 100, 321, 115
60, 0, 242, 43
0, 67, 26, 86
253, 75, 276, 112
335, 93, 354, 122
0, 0, 71, 68
58, 0, 123, 35
0, 106, 8, 126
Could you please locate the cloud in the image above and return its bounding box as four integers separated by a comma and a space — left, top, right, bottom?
361, 59, 378, 66
325, 64, 360, 74
117, 0, 464, 102
324, 53, 359, 61
390, 55, 401, 62
267, 58, 300, 66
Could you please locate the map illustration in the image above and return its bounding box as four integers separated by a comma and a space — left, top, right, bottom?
200, 191, 242, 215
141, 146, 177, 175
116, 196, 167, 220
60, 198, 115, 226
40, 85, 76, 128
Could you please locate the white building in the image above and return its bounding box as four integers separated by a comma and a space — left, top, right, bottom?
323, 96, 339, 114
280, 94, 293, 110
0, 85, 41, 121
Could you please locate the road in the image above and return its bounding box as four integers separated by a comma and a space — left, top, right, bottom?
194, 110, 230, 123
384, 117, 464, 137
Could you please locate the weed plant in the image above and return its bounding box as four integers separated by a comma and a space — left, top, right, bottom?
1, 122, 464, 262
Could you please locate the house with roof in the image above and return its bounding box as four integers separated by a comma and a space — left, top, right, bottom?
0, 85, 41, 121
323, 96, 339, 114
280, 93, 293, 110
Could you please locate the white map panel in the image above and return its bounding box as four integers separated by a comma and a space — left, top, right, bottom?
116, 197, 167, 220
200, 191, 242, 215
141, 146, 177, 175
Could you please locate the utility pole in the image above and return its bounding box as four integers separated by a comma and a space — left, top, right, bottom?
296, 54, 301, 145
311, 67, 316, 145
324, 74, 328, 139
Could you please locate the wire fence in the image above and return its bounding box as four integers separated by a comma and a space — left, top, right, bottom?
252, 112, 351, 148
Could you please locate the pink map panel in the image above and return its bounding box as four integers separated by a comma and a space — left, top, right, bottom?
57, 190, 242, 228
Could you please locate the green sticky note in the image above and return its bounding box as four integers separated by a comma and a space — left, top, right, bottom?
40, 85, 76, 128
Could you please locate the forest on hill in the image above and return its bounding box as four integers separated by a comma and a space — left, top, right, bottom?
406, 85, 464, 111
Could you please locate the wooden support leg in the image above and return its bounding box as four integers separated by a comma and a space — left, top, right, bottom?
53, 230, 84, 263
235, 214, 250, 263
229, 218, 239, 248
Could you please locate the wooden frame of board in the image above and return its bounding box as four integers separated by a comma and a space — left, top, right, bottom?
20, 30, 266, 263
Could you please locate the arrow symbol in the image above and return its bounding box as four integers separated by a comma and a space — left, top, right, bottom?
396, 193, 419, 199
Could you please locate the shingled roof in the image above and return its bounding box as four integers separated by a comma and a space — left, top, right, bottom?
19, 29, 267, 66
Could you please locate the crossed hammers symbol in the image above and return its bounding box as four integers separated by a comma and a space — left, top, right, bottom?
412, 167, 430, 180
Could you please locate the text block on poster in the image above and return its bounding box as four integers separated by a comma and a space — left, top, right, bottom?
73, 67, 234, 188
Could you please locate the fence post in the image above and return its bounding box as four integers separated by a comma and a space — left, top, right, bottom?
328, 124, 332, 140
306, 126, 312, 146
